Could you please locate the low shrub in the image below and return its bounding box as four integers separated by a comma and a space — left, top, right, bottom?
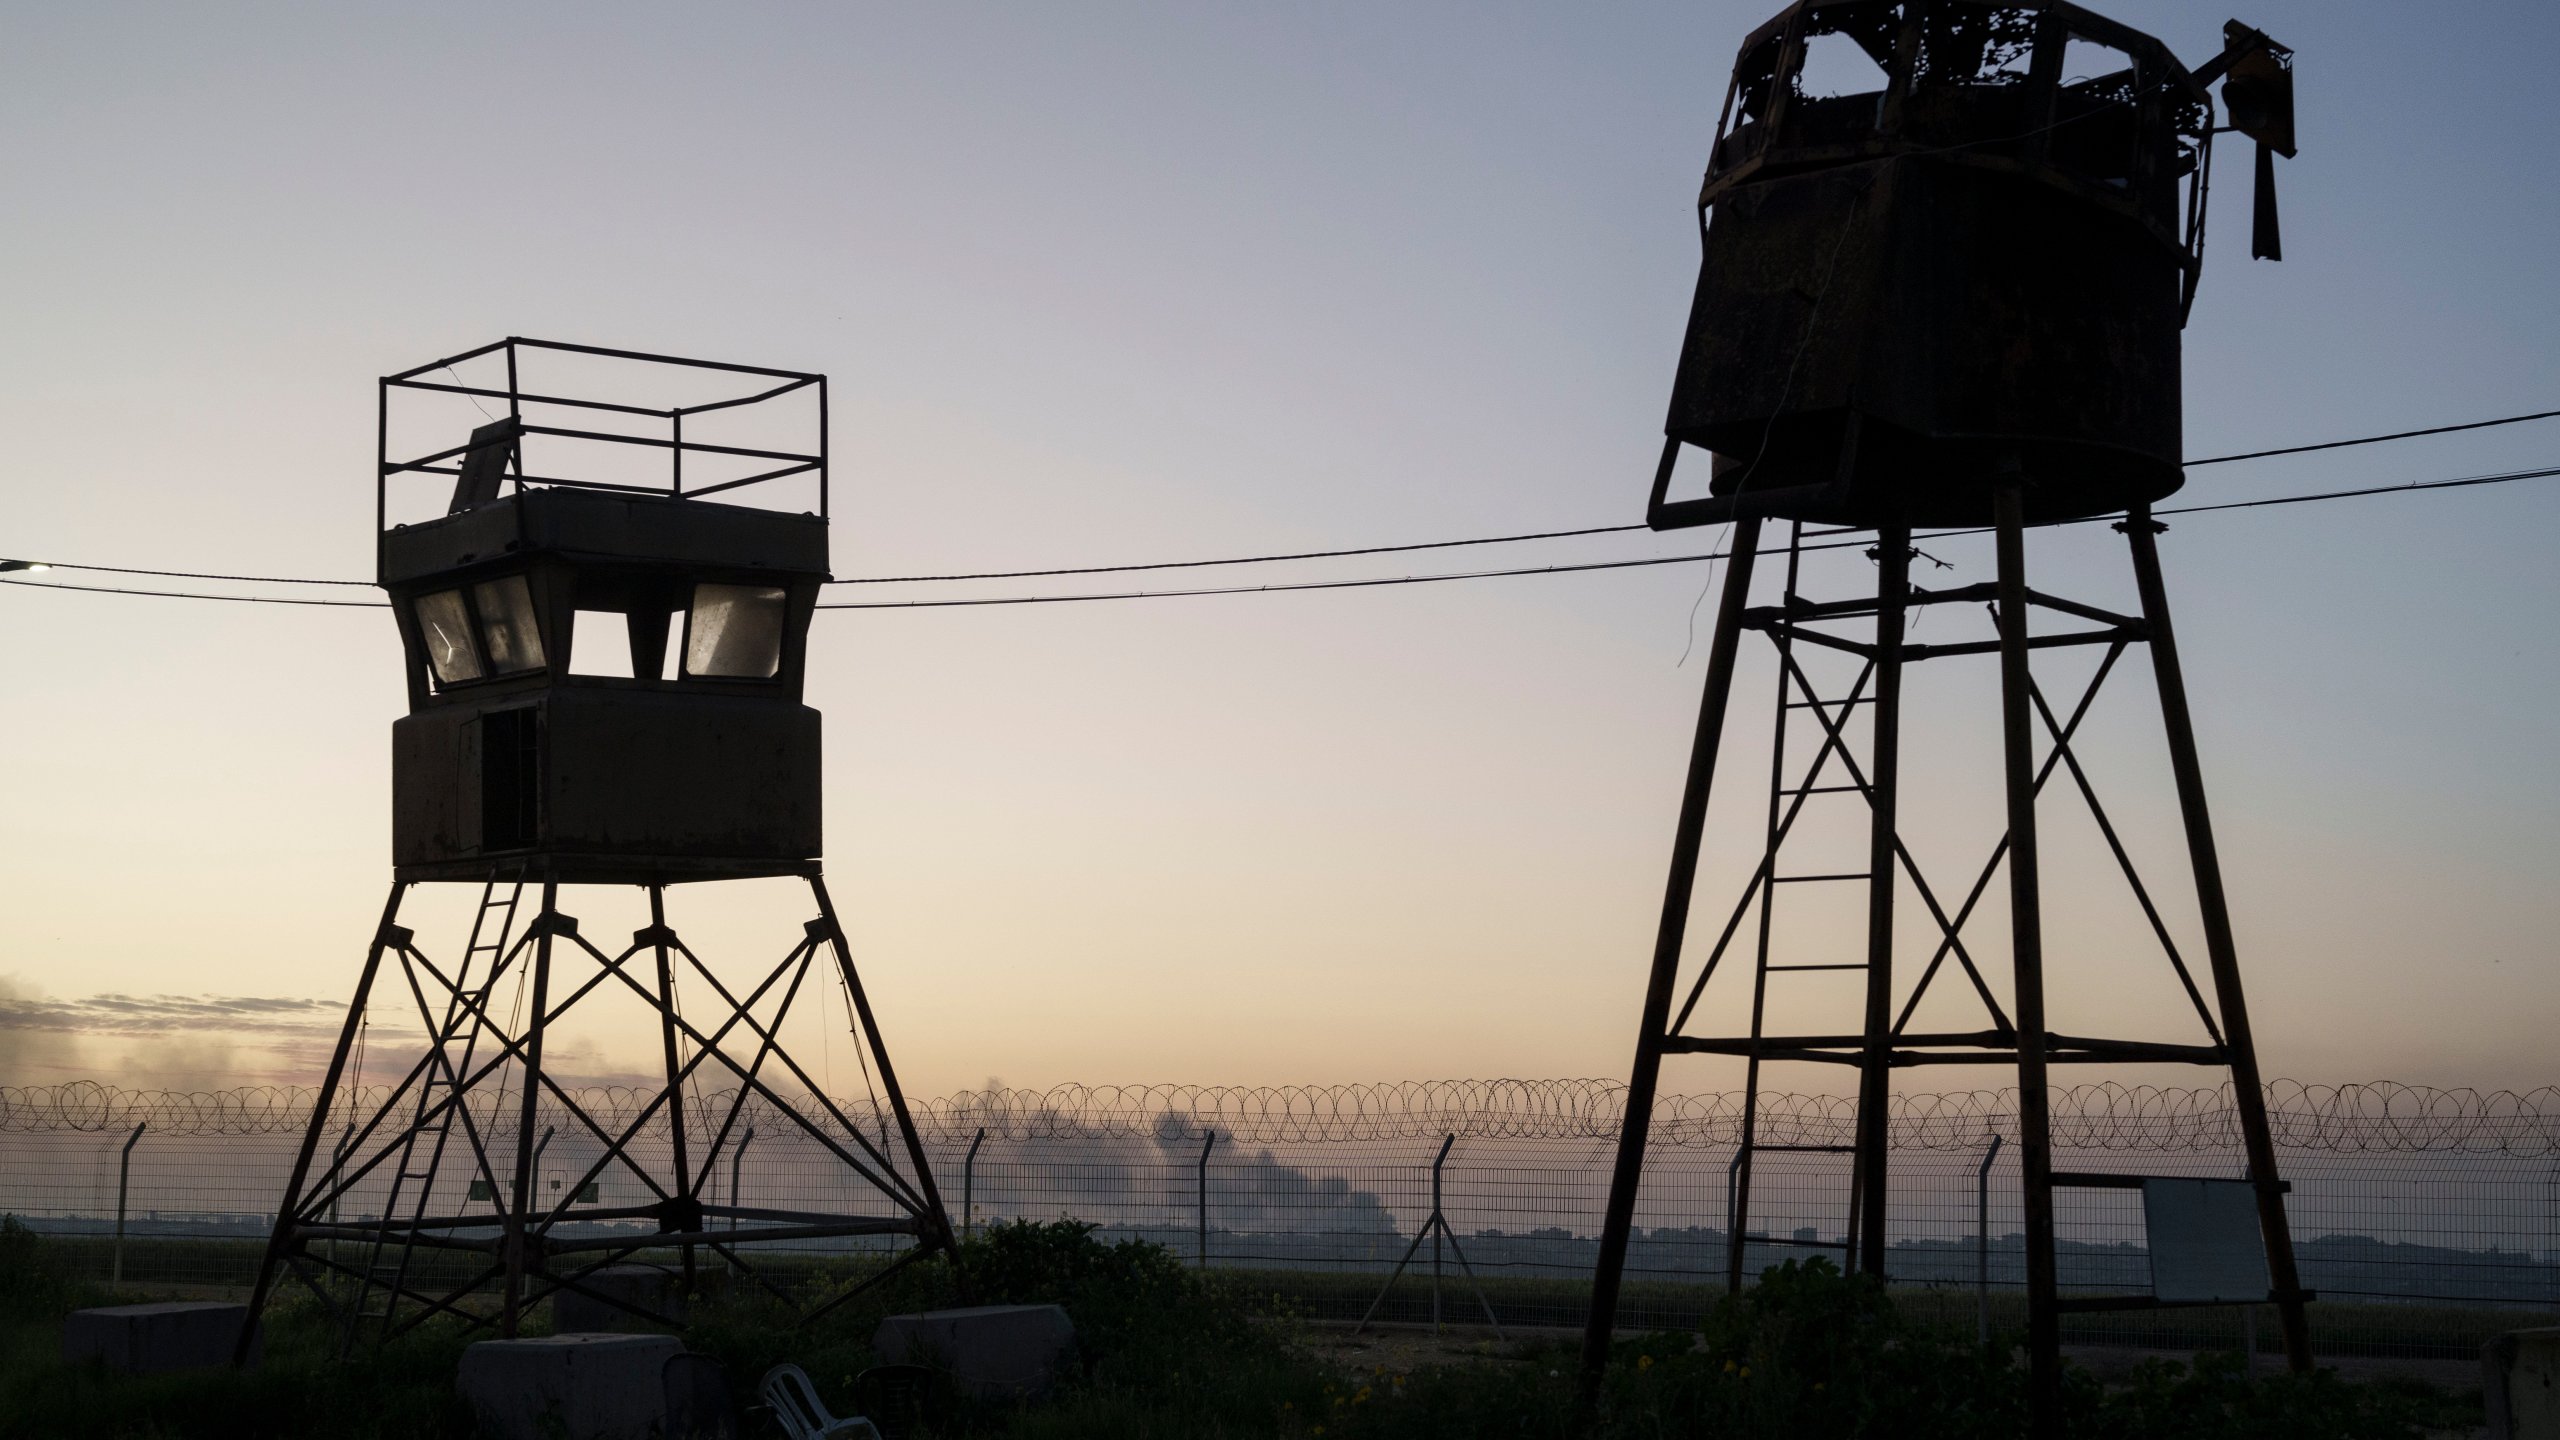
0, 1216, 77, 1322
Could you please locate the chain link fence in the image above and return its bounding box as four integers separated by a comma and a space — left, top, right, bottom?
4, 1080, 2553, 1363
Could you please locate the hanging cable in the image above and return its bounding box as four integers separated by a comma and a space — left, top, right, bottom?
4, 462, 2556, 612
12, 404, 2557, 592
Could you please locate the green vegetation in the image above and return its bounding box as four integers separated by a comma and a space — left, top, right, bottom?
0, 1219, 473, 1438
0, 1218, 2483, 1439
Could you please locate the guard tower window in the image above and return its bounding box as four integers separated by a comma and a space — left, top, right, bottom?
472, 576, 546, 674
684, 583, 786, 679
415, 590, 484, 685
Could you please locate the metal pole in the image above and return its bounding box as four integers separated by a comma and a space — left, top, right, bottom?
114, 1122, 145, 1287
1726, 1148, 1747, 1285
1977, 1133, 2005, 1345
1432, 1134, 1453, 1336
1196, 1130, 1218, 1270
1857, 523, 1909, 1278
1581, 514, 1765, 1398
238, 882, 407, 1365
1994, 487, 2060, 1438
502, 884, 559, 1338
327, 1123, 353, 1277
2123, 509, 2313, 1374
647, 885, 697, 1295
964, 1128, 986, 1241
729, 1126, 755, 1276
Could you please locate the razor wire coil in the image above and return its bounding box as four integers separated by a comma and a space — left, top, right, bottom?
3, 1079, 2556, 1154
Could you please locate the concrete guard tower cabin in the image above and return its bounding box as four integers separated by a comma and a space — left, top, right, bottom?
241, 339, 956, 1354
1573, 5, 2302, 1433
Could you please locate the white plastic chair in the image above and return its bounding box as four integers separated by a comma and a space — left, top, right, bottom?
759, 1364, 883, 1440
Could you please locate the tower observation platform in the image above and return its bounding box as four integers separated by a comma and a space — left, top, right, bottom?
376, 338, 833, 883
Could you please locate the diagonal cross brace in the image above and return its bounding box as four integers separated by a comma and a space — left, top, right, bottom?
1890, 642, 2129, 1035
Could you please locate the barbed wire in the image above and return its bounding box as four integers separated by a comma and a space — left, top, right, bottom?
4, 1078, 2557, 1155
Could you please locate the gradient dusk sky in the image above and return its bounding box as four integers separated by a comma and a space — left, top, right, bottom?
3, 1, 2556, 1099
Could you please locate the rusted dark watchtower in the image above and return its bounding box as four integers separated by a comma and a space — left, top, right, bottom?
242, 339, 956, 1354
1579, 5, 2299, 1431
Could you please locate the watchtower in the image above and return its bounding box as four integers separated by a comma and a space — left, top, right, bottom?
242, 340, 956, 1353
1579, 6, 2300, 1431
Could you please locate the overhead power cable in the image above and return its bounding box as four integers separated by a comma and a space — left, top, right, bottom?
811, 464, 2560, 609
2183, 409, 2560, 467
835, 404, 2560, 586
0, 578, 388, 607
12, 405, 2559, 592
9, 462, 2551, 612
28, 562, 376, 587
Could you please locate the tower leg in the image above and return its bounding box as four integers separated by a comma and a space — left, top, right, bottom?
501, 881, 559, 1337
1855, 523, 1909, 1277
1578, 514, 1764, 1399
1993, 488, 2062, 1436
236, 882, 409, 1365
647, 885, 698, 1295
810, 874, 960, 1257
2122, 510, 2313, 1372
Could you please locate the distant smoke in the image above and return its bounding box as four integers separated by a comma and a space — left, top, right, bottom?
0, 977, 87, 1083
0, 981, 344, 1088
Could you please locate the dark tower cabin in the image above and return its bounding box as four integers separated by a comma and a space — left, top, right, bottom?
1649, 4, 2291, 531
377, 340, 829, 883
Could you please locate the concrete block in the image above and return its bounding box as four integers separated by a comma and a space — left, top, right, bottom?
552, 1262, 686, 1332
457, 1333, 683, 1440
873, 1304, 1076, 1400
2484, 1328, 2560, 1440
62, 1302, 260, 1374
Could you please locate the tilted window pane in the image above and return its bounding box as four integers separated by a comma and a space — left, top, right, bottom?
415, 589, 484, 684
472, 575, 546, 674
685, 583, 787, 679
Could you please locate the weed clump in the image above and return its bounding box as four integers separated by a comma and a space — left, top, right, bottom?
0, 1217, 77, 1323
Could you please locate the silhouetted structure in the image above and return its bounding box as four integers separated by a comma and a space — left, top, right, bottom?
1579, 6, 2298, 1431
241, 339, 955, 1355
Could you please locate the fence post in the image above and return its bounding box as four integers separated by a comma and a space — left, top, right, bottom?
1977, 1133, 2005, 1346
1726, 1149, 1746, 1288
114, 1122, 145, 1287
1432, 1134, 1454, 1334
327, 1123, 353, 1227
325, 1123, 353, 1276
1197, 1130, 1219, 1270
727, 1127, 755, 1277
963, 1128, 986, 1241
